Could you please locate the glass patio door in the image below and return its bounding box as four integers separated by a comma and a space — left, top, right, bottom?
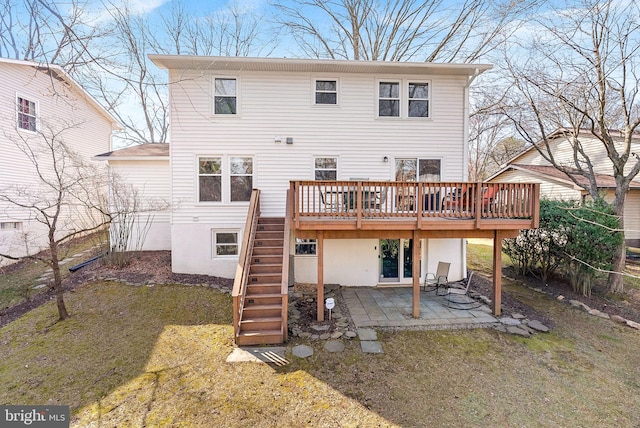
380, 239, 413, 282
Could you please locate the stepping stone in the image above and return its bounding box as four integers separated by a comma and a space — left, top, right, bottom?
506, 326, 531, 337
512, 313, 526, 319
292, 345, 314, 358
299, 332, 312, 339
311, 324, 330, 332
331, 331, 344, 339
319, 333, 331, 340
325, 340, 345, 353
500, 317, 521, 326
569, 300, 591, 312
588, 309, 610, 319
361, 341, 384, 354
527, 320, 550, 332
345, 331, 357, 339
357, 328, 377, 341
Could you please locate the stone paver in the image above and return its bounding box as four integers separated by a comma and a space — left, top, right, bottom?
361, 341, 384, 354
342, 287, 497, 330
325, 340, 345, 353
292, 345, 314, 358
357, 328, 378, 341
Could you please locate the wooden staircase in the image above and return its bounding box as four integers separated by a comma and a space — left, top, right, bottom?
236, 217, 287, 345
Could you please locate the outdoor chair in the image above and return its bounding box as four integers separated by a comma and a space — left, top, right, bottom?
422, 261, 450, 293
444, 271, 481, 309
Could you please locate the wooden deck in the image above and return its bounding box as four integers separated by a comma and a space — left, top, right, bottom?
291, 181, 540, 236
289, 180, 540, 322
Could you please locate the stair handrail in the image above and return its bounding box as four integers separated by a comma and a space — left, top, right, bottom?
232, 189, 261, 340
280, 188, 292, 341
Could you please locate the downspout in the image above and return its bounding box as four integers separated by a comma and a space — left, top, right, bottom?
461, 68, 482, 279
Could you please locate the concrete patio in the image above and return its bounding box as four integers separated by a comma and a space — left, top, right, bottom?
342, 286, 497, 329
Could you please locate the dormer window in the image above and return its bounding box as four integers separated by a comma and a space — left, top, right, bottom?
17, 96, 37, 131
214, 78, 237, 115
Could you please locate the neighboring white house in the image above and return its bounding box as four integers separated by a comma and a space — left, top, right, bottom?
140, 55, 498, 285
94, 143, 171, 251
0, 58, 120, 261
488, 129, 640, 246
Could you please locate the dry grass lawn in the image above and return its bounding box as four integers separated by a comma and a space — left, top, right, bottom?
1, 260, 640, 426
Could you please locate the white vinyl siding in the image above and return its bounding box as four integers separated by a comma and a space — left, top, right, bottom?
0, 61, 115, 260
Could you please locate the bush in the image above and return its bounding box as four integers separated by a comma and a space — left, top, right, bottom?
504, 199, 622, 295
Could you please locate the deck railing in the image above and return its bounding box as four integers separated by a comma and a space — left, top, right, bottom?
292, 181, 539, 227
232, 189, 261, 340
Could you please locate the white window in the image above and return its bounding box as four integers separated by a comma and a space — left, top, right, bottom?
199, 157, 222, 202
378, 82, 400, 117
395, 158, 441, 182
214, 78, 237, 115
408, 82, 429, 118
0, 222, 22, 231
17, 96, 37, 131
314, 157, 338, 180
315, 80, 338, 105
295, 238, 317, 255
198, 156, 253, 203
213, 231, 238, 256
377, 81, 430, 118
230, 157, 253, 202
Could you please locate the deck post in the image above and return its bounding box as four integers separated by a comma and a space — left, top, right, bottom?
492, 230, 502, 316
317, 231, 324, 322
412, 230, 421, 318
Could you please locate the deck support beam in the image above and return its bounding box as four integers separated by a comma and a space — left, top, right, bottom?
317, 231, 324, 322
492, 230, 503, 316
412, 230, 421, 318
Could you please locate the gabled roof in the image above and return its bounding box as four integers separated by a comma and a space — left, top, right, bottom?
94, 143, 169, 160
498, 128, 640, 169
149, 55, 492, 77
0, 57, 122, 130
493, 164, 640, 190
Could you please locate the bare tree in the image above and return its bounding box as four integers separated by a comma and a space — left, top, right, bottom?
0, 121, 112, 320
502, 0, 640, 293
272, 0, 539, 61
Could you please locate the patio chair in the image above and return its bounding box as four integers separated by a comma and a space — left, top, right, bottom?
422, 261, 450, 293
444, 271, 481, 309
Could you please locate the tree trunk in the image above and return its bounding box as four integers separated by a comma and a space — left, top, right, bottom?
50, 243, 69, 320
608, 188, 627, 294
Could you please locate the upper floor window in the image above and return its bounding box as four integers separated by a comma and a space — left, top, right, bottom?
395, 158, 441, 182
17, 97, 37, 131
408, 82, 429, 117
314, 157, 337, 180
315, 80, 337, 105
214, 78, 237, 115
198, 156, 253, 203
378, 82, 400, 117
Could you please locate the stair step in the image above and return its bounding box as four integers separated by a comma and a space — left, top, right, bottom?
244, 294, 284, 306
258, 217, 285, 224
255, 231, 284, 240
249, 263, 283, 274
247, 283, 281, 294
242, 304, 283, 318
252, 246, 284, 256
249, 273, 282, 283
240, 317, 282, 331
236, 330, 283, 346
256, 223, 284, 232
251, 255, 283, 264
254, 239, 284, 248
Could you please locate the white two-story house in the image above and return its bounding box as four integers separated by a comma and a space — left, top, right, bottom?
0, 58, 120, 262
107, 56, 539, 344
